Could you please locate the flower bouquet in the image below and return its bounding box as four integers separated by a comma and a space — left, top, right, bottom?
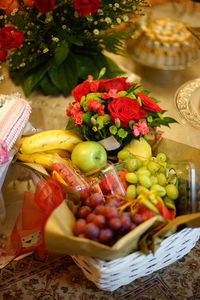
66, 76, 177, 150
0, 0, 148, 97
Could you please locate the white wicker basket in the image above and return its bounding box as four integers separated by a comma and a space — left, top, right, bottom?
72, 227, 200, 291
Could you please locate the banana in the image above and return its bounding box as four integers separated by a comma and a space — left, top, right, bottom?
16, 152, 54, 168
19, 129, 82, 154
45, 149, 71, 159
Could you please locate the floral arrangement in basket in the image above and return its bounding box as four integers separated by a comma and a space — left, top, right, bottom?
66, 75, 177, 149
0, 0, 148, 97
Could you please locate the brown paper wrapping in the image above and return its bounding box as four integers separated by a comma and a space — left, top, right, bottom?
44, 201, 166, 260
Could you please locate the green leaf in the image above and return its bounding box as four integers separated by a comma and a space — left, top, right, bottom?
82, 111, 93, 124
66, 118, 75, 130
48, 53, 78, 95
39, 74, 61, 95
22, 58, 54, 97
74, 53, 99, 79
54, 40, 69, 65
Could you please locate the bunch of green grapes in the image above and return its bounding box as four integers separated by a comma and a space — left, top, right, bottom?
117, 150, 179, 209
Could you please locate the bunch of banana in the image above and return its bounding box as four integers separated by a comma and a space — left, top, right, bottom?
18, 129, 82, 154
16, 129, 82, 167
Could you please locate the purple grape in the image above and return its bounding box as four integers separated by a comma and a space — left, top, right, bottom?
73, 219, 87, 236
99, 228, 113, 242
86, 213, 96, 223
93, 215, 106, 228
84, 223, 100, 240
95, 205, 106, 215
131, 214, 144, 225
120, 213, 131, 230
104, 205, 118, 219
77, 206, 91, 218
89, 192, 104, 208
108, 217, 122, 230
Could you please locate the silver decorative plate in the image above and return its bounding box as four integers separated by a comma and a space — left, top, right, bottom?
174, 78, 200, 129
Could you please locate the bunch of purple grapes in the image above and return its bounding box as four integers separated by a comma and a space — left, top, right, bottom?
73, 192, 144, 245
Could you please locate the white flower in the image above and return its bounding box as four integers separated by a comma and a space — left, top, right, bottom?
116, 18, 121, 24
52, 37, 60, 42
105, 17, 112, 24
123, 15, 129, 22
114, 3, 120, 8
43, 48, 49, 53
93, 29, 100, 35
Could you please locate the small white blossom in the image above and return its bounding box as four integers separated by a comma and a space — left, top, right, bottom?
97, 9, 104, 15
20, 62, 26, 67
123, 15, 129, 22
105, 17, 112, 24
94, 21, 98, 25
93, 29, 100, 35
52, 37, 60, 42
87, 15, 93, 22
43, 48, 49, 53
116, 18, 121, 24
108, 4, 113, 7
114, 3, 120, 8
62, 25, 67, 29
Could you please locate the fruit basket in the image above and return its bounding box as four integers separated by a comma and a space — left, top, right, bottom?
1, 76, 200, 289
71, 226, 200, 291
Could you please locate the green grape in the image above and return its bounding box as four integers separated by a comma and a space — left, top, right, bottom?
147, 161, 160, 173
165, 184, 179, 200
151, 184, 166, 197
156, 152, 167, 162
159, 166, 167, 174
137, 166, 151, 177
125, 172, 138, 184
117, 150, 131, 161
138, 175, 152, 188
125, 158, 139, 172
135, 157, 142, 169
126, 185, 137, 199
150, 175, 158, 185
142, 159, 149, 166
136, 185, 149, 195
157, 173, 167, 186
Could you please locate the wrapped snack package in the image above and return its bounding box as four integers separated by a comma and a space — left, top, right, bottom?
0, 164, 64, 267
0, 94, 31, 224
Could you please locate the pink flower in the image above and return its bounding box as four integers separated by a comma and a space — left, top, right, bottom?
133, 121, 149, 137
66, 102, 81, 117
74, 111, 84, 125
87, 99, 101, 110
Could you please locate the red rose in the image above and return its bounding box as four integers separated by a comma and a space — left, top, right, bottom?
73, 0, 100, 16
99, 77, 131, 93
71, 79, 99, 101
108, 97, 147, 127
72, 81, 91, 102
0, 47, 7, 60
0, 26, 24, 49
137, 92, 162, 112
35, 0, 55, 13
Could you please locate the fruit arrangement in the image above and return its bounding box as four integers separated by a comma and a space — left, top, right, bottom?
16, 128, 179, 247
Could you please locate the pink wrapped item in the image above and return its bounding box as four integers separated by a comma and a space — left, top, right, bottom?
0, 94, 31, 165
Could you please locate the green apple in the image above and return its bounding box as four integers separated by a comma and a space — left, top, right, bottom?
71, 141, 107, 174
